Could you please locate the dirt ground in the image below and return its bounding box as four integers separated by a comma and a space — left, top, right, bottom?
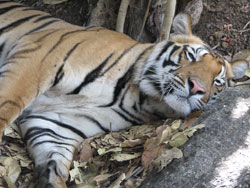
18, 0, 250, 57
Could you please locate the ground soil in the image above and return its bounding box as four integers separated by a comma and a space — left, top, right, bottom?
194, 0, 249, 56
18, 0, 250, 57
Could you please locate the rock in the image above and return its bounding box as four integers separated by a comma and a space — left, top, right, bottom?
184, 0, 203, 26
87, 0, 119, 30
221, 41, 229, 48
214, 31, 224, 41
140, 88, 250, 188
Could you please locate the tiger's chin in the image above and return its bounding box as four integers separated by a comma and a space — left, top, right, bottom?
164, 95, 193, 117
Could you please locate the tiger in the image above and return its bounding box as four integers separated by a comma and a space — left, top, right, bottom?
0, 1, 248, 187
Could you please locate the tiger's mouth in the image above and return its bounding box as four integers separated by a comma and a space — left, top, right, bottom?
163, 87, 205, 117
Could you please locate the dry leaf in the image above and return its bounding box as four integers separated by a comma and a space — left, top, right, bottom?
245, 68, 250, 78
108, 173, 126, 188
79, 140, 93, 162
141, 145, 164, 168
158, 126, 173, 143
155, 125, 168, 136
93, 173, 115, 185
121, 139, 144, 147
171, 120, 182, 130
69, 161, 88, 184
111, 153, 141, 162
152, 147, 183, 171
169, 133, 189, 147
181, 111, 202, 130
97, 147, 122, 155
0, 157, 21, 184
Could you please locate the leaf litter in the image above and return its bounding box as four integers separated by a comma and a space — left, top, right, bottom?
0, 116, 205, 188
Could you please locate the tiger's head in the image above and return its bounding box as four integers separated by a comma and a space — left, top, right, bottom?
136, 14, 249, 117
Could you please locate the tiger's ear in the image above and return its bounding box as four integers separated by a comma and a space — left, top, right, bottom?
226, 60, 249, 79
172, 13, 192, 36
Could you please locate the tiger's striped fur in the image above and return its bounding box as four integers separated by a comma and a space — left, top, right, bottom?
0, 1, 248, 187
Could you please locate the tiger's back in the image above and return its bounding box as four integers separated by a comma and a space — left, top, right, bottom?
0, 1, 248, 187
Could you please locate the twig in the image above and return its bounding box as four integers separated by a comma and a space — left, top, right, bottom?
243, 20, 250, 30
235, 83, 250, 87
232, 28, 250, 33
136, 0, 152, 41
212, 43, 220, 50
116, 0, 131, 33
159, 0, 177, 41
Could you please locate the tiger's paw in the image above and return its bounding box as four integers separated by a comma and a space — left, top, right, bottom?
35, 160, 68, 188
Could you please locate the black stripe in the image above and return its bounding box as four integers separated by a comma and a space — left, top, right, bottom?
52, 64, 64, 87
138, 46, 155, 75
35, 30, 60, 43
0, 5, 23, 15
139, 92, 147, 108
33, 15, 54, 23
0, 117, 8, 123
173, 77, 184, 87
163, 60, 179, 68
175, 74, 184, 84
63, 41, 83, 62
132, 102, 138, 112
144, 65, 156, 75
188, 52, 196, 62
148, 77, 162, 94
195, 47, 204, 54
163, 82, 173, 96
100, 64, 135, 107
163, 45, 181, 67
25, 115, 87, 139
169, 45, 181, 58
134, 45, 154, 63
112, 108, 140, 125
84, 26, 97, 30
24, 127, 77, 144
191, 47, 196, 54
55, 146, 73, 154
40, 29, 88, 64
11, 45, 42, 58
24, 20, 59, 36
32, 140, 76, 149
119, 86, 144, 124
157, 41, 174, 60
22, 8, 34, 11
177, 50, 183, 66
0, 42, 5, 57
0, 70, 10, 77
0, 100, 20, 109
48, 152, 70, 162
68, 53, 113, 94
83, 115, 109, 133
28, 133, 64, 146
100, 43, 138, 76
0, 60, 17, 69
0, 14, 40, 35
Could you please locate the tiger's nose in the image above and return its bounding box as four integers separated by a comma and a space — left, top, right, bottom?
188, 79, 205, 95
